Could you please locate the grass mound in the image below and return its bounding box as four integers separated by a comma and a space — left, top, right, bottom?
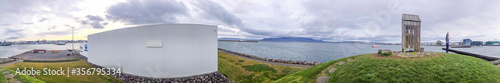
330, 53, 500, 82
0, 67, 45, 83
273, 55, 357, 83
218, 51, 305, 83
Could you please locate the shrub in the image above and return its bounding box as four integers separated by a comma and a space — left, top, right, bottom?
238, 60, 245, 62
380, 51, 392, 56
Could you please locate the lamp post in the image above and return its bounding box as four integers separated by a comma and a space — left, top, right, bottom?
72, 27, 74, 54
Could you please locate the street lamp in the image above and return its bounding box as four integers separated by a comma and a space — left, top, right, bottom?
72, 27, 74, 54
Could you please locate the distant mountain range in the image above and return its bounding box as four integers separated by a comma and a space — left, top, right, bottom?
218, 38, 260, 41
260, 37, 323, 42
219, 37, 324, 42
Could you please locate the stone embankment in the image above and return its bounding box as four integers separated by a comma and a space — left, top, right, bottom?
23, 58, 80, 62
489, 60, 500, 65
89, 63, 231, 83
218, 48, 322, 66
0, 58, 16, 64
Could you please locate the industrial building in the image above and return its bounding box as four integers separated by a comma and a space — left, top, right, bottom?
471, 41, 483, 46
462, 39, 472, 46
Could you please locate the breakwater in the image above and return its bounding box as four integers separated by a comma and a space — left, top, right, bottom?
0, 58, 16, 64
89, 63, 231, 83
443, 48, 500, 61
23, 58, 80, 62
218, 48, 322, 66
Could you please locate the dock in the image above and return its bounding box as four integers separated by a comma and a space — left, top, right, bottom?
443, 48, 500, 61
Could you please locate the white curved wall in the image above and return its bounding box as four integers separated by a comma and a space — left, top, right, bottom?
88, 24, 217, 78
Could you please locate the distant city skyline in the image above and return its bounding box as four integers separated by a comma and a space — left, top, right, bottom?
2, 0, 500, 43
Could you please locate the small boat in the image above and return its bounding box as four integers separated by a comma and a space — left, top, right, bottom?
56, 42, 66, 45
372, 45, 379, 48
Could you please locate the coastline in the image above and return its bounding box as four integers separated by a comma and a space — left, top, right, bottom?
218, 48, 322, 66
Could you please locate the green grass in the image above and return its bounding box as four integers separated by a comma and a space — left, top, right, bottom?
0, 67, 46, 83
241, 64, 277, 72
329, 53, 500, 82
273, 55, 357, 83
218, 51, 305, 83
0, 69, 7, 83
2, 58, 124, 83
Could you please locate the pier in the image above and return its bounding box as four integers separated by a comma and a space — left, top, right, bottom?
442, 48, 500, 61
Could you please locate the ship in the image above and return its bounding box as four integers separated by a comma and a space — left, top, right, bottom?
56, 42, 66, 45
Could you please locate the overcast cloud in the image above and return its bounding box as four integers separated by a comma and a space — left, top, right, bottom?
1, 0, 500, 42
106, 0, 188, 24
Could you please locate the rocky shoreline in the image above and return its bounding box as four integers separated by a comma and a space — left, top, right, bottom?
23, 58, 80, 62
89, 63, 231, 83
218, 48, 322, 66
0, 58, 16, 64
490, 60, 500, 65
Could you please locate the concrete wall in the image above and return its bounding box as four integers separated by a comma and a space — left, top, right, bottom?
88, 24, 218, 78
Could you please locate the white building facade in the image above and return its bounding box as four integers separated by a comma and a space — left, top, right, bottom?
88, 24, 218, 78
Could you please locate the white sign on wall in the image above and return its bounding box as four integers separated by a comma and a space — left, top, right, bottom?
146, 40, 163, 48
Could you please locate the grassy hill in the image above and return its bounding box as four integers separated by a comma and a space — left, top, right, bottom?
273, 54, 357, 83
218, 51, 305, 83
275, 52, 500, 83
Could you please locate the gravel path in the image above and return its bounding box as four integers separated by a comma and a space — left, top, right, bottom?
316, 76, 329, 83
317, 61, 347, 83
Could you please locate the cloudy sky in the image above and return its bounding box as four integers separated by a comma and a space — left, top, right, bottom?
1, 0, 500, 43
